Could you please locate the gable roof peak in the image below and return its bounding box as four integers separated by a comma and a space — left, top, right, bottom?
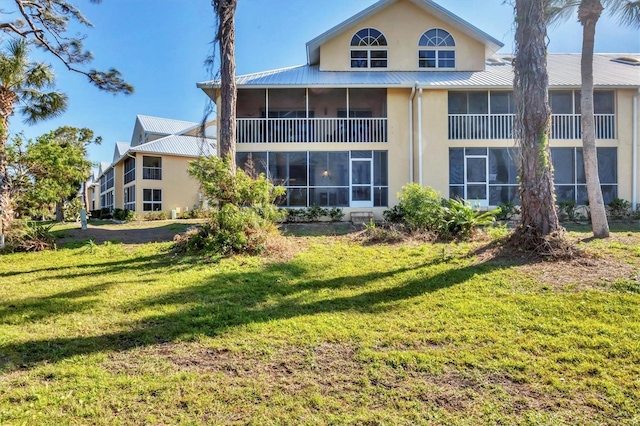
305, 0, 503, 65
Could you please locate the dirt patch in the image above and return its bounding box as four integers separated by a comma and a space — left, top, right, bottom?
104, 341, 590, 419
56, 220, 202, 246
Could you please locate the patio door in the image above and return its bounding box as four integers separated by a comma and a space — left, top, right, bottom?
350, 157, 373, 207
465, 155, 488, 207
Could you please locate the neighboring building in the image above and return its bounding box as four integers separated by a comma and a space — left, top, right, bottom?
197, 0, 640, 219
93, 115, 216, 216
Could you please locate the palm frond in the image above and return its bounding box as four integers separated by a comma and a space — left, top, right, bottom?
20, 91, 68, 125
606, 0, 640, 27
546, 0, 581, 26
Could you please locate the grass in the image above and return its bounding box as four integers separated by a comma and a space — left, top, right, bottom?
0, 223, 639, 424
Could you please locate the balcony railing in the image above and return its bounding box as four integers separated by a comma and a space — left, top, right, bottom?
449, 114, 615, 140
142, 167, 162, 180
237, 117, 387, 143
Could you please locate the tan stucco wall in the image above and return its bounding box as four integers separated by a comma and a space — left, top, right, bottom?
130, 153, 201, 216
231, 86, 639, 217
319, 0, 486, 72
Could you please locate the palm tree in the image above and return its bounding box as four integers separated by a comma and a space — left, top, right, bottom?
513, 0, 562, 247
0, 39, 68, 248
213, 0, 238, 172
550, 0, 640, 238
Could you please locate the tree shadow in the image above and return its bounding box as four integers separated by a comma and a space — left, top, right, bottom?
1, 251, 507, 371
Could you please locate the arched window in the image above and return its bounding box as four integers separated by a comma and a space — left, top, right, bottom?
350, 28, 388, 68
418, 28, 455, 68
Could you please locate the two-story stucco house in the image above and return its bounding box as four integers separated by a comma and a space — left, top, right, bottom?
197, 0, 640, 219
93, 115, 216, 216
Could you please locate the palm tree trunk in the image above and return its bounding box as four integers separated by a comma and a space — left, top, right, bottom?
0, 97, 16, 248
513, 0, 561, 243
579, 0, 610, 238
215, 0, 238, 172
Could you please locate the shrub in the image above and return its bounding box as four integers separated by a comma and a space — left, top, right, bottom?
3, 221, 56, 252
144, 211, 168, 221
178, 156, 286, 256
397, 183, 445, 232
99, 208, 112, 219
557, 200, 578, 222
328, 207, 344, 222
113, 208, 136, 221
496, 202, 519, 221
383, 205, 406, 223
305, 204, 327, 222
608, 198, 632, 219
442, 198, 499, 238
63, 199, 84, 222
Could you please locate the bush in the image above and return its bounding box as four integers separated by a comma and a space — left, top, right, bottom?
397, 183, 445, 232
557, 200, 578, 222
442, 198, 499, 238
99, 208, 112, 219
178, 156, 286, 256
328, 207, 344, 222
383, 205, 406, 223
304, 205, 327, 222
3, 221, 56, 253
608, 198, 632, 219
144, 211, 168, 221
63, 199, 84, 222
496, 202, 519, 221
113, 208, 136, 221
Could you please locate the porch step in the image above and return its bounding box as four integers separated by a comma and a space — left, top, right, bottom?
350, 211, 374, 225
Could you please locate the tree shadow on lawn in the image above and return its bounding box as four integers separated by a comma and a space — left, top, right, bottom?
1, 251, 506, 372
0, 251, 179, 279
56, 222, 196, 246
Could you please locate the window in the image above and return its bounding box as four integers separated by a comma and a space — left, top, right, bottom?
448, 91, 514, 139
450, 148, 520, 206
449, 147, 617, 205
124, 157, 135, 184
549, 90, 615, 139
237, 150, 388, 207
124, 185, 136, 211
419, 28, 455, 68
143, 156, 162, 180
552, 147, 617, 204
100, 190, 114, 211
100, 168, 114, 193
143, 189, 162, 211
350, 28, 387, 68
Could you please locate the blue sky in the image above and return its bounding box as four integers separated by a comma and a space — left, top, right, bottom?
8, 0, 640, 166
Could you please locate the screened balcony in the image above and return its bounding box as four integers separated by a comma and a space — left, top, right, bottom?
447, 89, 616, 140
236, 88, 388, 144
448, 113, 616, 140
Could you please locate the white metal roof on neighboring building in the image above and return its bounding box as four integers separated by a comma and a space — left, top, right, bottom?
130, 135, 216, 158
136, 115, 198, 135
113, 141, 131, 163
197, 54, 640, 89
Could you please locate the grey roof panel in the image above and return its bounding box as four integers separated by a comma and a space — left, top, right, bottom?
198, 54, 640, 89
136, 115, 198, 135
131, 135, 216, 157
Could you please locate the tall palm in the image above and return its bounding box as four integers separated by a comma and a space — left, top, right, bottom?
213, 0, 238, 172
513, 0, 562, 247
549, 0, 640, 238
0, 39, 68, 247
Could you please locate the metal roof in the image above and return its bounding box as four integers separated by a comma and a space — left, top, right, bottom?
305, 0, 503, 65
136, 115, 198, 135
113, 141, 131, 163
130, 135, 216, 158
198, 54, 640, 89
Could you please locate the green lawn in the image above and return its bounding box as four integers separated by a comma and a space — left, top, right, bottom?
1, 223, 639, 425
